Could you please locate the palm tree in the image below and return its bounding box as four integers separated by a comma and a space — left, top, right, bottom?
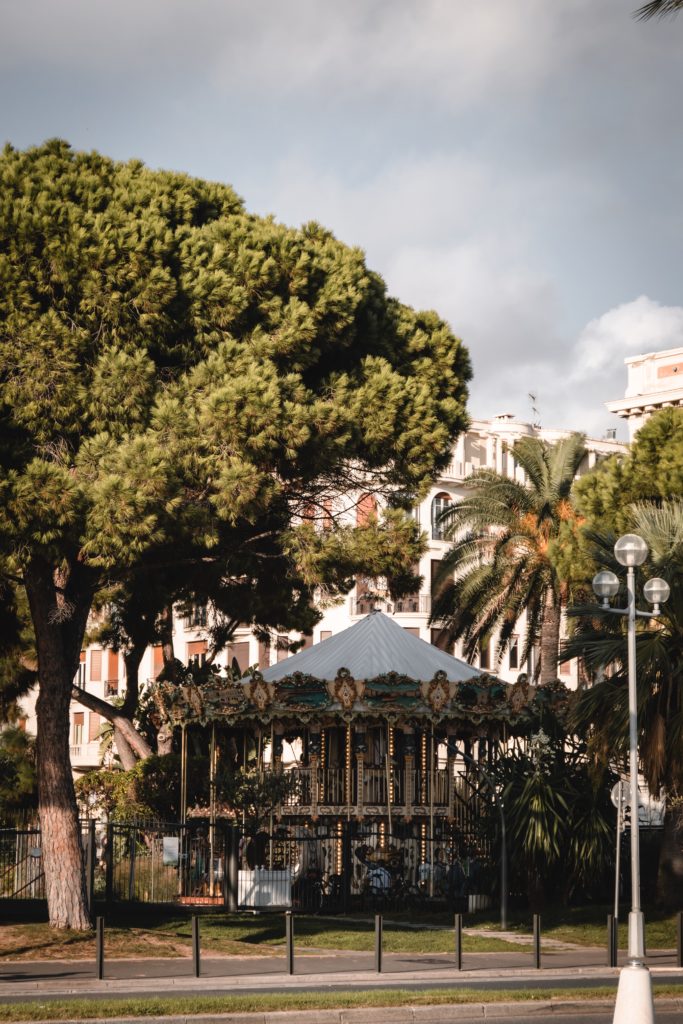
430, 434, 587, 684
635, 1, 683, 19
567, 499, 683, 906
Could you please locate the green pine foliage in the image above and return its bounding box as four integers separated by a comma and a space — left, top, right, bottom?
574, 408, 683, 534
0, 139, 470, 587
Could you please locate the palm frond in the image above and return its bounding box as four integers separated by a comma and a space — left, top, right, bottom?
635, 0, 683, 20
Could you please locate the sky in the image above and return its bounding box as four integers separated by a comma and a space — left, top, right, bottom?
2, 0, 683, 439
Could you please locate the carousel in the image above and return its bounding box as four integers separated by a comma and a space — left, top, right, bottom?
151, 611, 570, 911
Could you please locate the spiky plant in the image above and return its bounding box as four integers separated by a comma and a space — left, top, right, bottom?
430, 434, 587, 683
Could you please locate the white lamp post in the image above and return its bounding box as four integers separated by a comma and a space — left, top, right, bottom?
592, 534, 670, 1024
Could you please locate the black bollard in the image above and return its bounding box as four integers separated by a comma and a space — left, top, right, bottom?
95, 916, 104, 980
192, 915, 200, 978
607, 914, 618, 967
285, 911, 294, 975
375, 914, 383, 973
454, 913, 462, 971
677, 912, 683, 969
533, 914, 541, 969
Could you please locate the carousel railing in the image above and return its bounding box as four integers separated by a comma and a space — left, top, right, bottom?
278, 766, 454, 810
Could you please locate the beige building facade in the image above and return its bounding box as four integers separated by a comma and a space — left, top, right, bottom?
606, 345, 683, 440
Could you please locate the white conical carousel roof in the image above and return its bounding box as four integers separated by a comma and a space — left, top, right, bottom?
261, 610, 487, 683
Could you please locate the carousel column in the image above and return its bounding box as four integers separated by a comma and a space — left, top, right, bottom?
179, 724, 189, 898
308, 728, 321, 820
385, 720, 393, 836
272, 724, 284, 770
446, 730, 458, 821
209, 722, 217, 897
270, 731, 284, 870
354, 727, 366, 818
403, 728, 415, 821
345, 723, 353, 812
420, 729, 428, 871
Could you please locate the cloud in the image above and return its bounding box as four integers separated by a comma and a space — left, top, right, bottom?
573, 297, 683, 377
0, 0, 636, 112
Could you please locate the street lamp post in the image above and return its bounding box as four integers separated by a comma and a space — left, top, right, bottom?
592, 534, 670, 1024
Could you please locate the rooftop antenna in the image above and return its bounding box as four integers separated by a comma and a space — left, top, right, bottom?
528, 392, 541, 428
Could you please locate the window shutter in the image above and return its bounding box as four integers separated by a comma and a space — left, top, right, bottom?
90, 649, 102, 682
107, 650, 119, 680
228, 641, 250, 675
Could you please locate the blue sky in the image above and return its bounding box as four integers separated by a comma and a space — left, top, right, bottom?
3, 1, 683, 438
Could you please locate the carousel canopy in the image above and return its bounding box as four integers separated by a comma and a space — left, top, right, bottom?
262, 610, 486, 684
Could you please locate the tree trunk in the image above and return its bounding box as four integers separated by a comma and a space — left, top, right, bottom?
655, 801, 683, 907
539, 589, 561, 685
24, 558, 94, 930
156, 603, 176, 756
71, 686, 153, 761
111, 725, 138, 770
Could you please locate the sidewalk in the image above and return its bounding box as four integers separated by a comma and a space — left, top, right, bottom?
1, 948, 681, 1002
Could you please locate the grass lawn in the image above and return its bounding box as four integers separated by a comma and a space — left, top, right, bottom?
0, 908, 524, 960
0, 903, 679, 960
471, 904, 681, 949
2, 985, 682, 1022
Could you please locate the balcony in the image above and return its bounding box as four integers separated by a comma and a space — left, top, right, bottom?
351, 595, 431, 616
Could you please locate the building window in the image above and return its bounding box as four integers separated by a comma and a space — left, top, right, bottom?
509, 636, 519, 671
187, 603, 207, 628
72, 712, 84, 746
320, 630, 332, 642
153, 644, 164, 679
403, 627, 420, 637
560, 658, 572, 677
480, 642, 491, 671
227, 640, 250, 675
276, 635, 289, 663
187, 640, 208, 668
356, 493, 377, 526
105, 650, 119, 696
74, 652, 86, 689
89, 712, 101, 743
431, 492, 452, 540
431, 628, 452, 653
431, 558, 451, 604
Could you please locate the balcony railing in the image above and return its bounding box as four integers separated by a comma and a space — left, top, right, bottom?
351, 595, 431, 616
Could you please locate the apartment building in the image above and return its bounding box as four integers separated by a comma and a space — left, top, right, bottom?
606, 345, 683, 440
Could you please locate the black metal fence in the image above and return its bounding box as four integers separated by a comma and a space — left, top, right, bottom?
0, 816, 493, 915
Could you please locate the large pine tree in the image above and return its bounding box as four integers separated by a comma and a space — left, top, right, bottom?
0, 140, 471, 928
